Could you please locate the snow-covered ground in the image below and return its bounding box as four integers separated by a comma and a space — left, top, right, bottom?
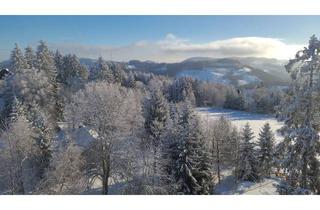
214, 167, 280, 195
196, 107, 284, 143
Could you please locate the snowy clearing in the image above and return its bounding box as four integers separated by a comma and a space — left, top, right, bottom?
196, 107, 284, 143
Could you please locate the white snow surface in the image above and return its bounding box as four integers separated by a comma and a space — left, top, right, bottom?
196, 107, 284, 143
214, 167, 280, 195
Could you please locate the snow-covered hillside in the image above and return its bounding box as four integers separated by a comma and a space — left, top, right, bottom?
177, 67, 261, 86
177, 68, 230, 84
196, 107, 283, 142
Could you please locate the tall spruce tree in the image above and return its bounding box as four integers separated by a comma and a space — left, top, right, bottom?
257, 123, 275, 177
236, 123, 259, 181
54, 50, 64, 83
277, 35, 320, 194
10, 43, 28, 74
24, 46, 36, 69
36, 41, 57, 81
95, 57, 114, 82
175, 102, 213, 194
35, 41, 61, 123
144, 87, 169, 184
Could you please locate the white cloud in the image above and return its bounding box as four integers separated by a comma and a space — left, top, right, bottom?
51, 34, 304, 62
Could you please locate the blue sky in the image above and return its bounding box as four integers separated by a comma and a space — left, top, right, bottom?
0, 16, 319, 62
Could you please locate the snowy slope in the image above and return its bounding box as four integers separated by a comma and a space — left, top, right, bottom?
177, 69, 230, 84
196, 107, 284, 143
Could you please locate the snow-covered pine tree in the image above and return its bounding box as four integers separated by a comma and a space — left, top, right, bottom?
175, 102, 213, 194
94, 57, 114, 82
10, 43, 28, 74
28, 105, 53, 180
236, 123, 259, 182
8, 95, 24, 123
211, 116, 232, 184
35, 41, 61, 123
60, 54, 88, 89
54, 50, 64, 83
257, 123, 275, 177
24, 46, 36, 69
36, 41, 57, 82
223, 90, 245, 111
110, 62, 125, 84
277, 35, 320, 194
144, 87, 169, 184
125, 71, 137, 88
228, 127, 240, 174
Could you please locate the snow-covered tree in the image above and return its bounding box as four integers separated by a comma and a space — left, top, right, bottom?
54, 50, 64, 83
257, 123, 275, 177
224, 90, 245, 111
64, 82, 143, 194
59, 54, 88, 89
210, 116, 232, 183
37, 143, 86, 194
0, 110, 37, 194
36, 41, 57, 80
93, 57, 114, 82
4, 67, 55, 181
236, 123, 259, 181
24, 46, 36, 69
169, 77, 196, 105
229, 127, 241, 174
175, 102, 213, 194
144, 86, 169, 183
6, 68, 56, 113
277, 35, 320, 194
110, 62, 125, 84
10, 43, 28, 73
35, 41, 61, 123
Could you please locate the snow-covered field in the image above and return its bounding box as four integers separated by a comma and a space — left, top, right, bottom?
196, 107, 284, 143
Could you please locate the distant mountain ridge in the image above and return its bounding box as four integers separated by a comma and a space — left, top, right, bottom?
1, 56, 290, 87
127, 57, 290, 87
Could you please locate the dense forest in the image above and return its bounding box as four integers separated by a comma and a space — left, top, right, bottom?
0, 36, 319, 195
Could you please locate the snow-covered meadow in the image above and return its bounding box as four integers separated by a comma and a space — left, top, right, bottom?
196, 107, 284, 143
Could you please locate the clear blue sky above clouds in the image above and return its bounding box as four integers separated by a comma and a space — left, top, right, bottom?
0, 16, 319, 62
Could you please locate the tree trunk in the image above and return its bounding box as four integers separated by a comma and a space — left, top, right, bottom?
152, 146, 157, 185
102, 152, 110, 195
216, 142, 221, 184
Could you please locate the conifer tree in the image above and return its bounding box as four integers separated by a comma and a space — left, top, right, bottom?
236, 123, 259, 181
36, 41, 57, 81
24, 46, 36, 69
175, 102, 213, 194
35, 41, 61, 123
144, 87, 169, 184
277, 35, 320, 194
257, 123, 275, 177
54, 50, 64, 83
10, 43, 28, 73
95, 57, 114, 82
